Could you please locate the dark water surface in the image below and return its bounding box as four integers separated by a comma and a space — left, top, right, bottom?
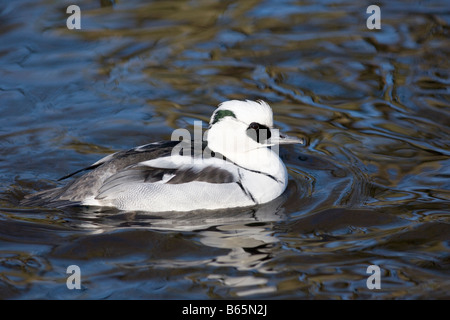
1, 0, 449, 299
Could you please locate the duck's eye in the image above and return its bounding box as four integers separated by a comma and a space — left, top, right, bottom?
249, 122, 260, 130
246, 122, 271, 143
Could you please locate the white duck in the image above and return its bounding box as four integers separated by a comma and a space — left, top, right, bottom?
22, 100, 303, 212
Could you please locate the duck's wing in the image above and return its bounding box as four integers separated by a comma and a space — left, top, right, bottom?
57, 141, 181, 181
21, 141, 180, 207
94, 154, 243, 204
22, 140, 256, 210
90, 139, 260, 211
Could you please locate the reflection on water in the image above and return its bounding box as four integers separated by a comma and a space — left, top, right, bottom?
1, 0, 449, 299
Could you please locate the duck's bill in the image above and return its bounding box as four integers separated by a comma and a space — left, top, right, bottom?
269, 132, 305, 145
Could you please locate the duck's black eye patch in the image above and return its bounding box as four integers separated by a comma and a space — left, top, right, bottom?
246, 122, 271, 143
212, 110, 236, 124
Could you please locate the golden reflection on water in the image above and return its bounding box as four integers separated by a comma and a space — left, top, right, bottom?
0, 0, 449, 299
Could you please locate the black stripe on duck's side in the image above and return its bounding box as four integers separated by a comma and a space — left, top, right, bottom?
235, 169, 257, 204
166, 166, 236, 184
236, 181, 256, 204
100, 164, 237, 187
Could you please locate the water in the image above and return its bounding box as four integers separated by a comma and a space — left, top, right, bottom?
0, 0, 449, 299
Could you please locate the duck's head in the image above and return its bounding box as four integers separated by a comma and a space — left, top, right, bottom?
206, 100, 303, 159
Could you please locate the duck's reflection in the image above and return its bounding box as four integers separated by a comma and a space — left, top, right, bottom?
71, 191, 288, 297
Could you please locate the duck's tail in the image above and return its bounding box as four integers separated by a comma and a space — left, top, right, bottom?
20, 187, 80, 208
